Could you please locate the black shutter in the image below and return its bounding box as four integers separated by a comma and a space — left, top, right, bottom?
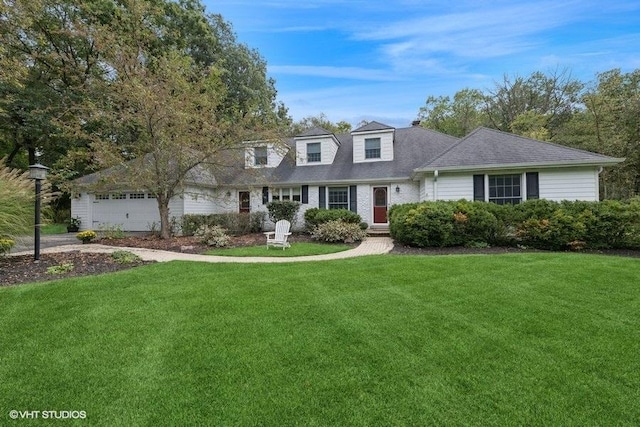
262, 187, 269, 204
301, 185, 308, 204
319, 186, 326, 208
473, 174, 485, 201
349, 185, 357, 213
526, 172, 539, 200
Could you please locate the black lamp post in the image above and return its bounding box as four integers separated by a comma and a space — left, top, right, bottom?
29, 163, 49, 262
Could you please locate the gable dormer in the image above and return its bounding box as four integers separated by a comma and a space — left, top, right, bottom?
244, 141, 287, 169
294, 127, 341, 166
351, 121, 395, 163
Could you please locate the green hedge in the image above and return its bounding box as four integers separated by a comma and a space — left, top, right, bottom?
181, 212, 266, 236
389, 199, 640, 250
304, 208, 362, 231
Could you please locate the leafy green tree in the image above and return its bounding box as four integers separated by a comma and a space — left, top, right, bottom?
485, 69, 583, 139
417, 88, 488, 137
288, 113, 352, 136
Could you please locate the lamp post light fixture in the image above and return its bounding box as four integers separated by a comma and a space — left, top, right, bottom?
29, 163, 49, 262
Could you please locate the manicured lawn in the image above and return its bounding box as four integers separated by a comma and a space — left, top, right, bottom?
1, 254, 639, 425
41, 223, 68, 234
205, 242, 351, 257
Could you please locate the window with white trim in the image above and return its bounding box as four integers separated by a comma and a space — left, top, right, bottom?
364, 138, 381, 159
95, 194, 109, 200
488, 174, 521, 205
254, 147, 268, 166
111, 193, 126, 200
129, 193, 145, 199
271, 187, 301, 202
328, 187, 349, 209
307, 143, 321, 163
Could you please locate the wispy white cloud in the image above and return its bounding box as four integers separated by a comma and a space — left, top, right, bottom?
269, 65, 403, 81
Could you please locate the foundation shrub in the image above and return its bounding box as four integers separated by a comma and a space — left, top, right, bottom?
304, 208, 362, 231
311, 220, 368, 243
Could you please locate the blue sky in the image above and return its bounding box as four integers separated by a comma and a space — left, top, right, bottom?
203, 0, 640, 128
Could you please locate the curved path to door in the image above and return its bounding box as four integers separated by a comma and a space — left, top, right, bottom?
12, 237, 394, 263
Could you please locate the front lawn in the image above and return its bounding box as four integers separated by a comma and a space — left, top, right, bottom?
41, 223, 68, 234
1, 254, 638, 425
204, 241, 351, 257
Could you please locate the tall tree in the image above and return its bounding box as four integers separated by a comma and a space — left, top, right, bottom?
288, 113, 351, 136
66, 0, 284, 238
485, 69, 583, 139
0, 0, 104, 169
574, 69, 640, 198
417, 88, 488, 137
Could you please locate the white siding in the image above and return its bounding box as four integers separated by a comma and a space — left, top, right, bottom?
244, 143, 287, 169
70, 193, 92, 231
352, 130, 394, 163
422, 176, 434, 201
539, 168, 599, 201
435, 173, 474, 201
357, 185, 372, 224
183, 186, 217, 215
295, 136, 340, 166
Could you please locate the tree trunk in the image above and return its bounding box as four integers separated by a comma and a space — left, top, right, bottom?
156, 196, 172, 239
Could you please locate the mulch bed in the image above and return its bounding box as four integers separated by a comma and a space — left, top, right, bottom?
2, 233, 639, 287
0, 233, 315, 287
0, 252, 155, 287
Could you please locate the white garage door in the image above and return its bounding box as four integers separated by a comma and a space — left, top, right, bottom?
92, 193, 161, 232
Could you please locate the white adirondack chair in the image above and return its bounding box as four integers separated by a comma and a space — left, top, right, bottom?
264, 219, 292, 250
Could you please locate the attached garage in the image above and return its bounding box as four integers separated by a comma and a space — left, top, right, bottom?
89, 192, 160, 231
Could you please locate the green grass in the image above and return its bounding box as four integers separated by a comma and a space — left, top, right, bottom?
1, 254, 639, 425
41, 223, 68, 235
205, 241, 351, 257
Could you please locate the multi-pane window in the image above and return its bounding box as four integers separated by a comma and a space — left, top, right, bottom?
129, 193, 145, 199
364, 138, 381, 159
328, 187, 349, 210
489, 174, 521, 205
307, 143, 321, 163
254, 147, 268, 166
111, 193, 126, 200
271, 187, 301, 202
95, 194, 109, 200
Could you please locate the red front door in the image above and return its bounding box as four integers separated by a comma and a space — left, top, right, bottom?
239, 191, 250, 213
373, 187, 388, 224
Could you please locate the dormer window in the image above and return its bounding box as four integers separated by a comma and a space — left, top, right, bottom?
307, 143, 321, 163
365, 138, 381, 159
254, 147, 268, 166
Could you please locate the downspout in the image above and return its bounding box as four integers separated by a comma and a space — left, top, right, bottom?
433, 170, 439, 201
597, 166, 603, 200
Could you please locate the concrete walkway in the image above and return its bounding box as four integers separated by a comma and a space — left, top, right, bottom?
11, 237, 395, 263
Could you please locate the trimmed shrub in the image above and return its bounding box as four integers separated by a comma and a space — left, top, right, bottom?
312, 220, 368, 243
266, 200, 300, 224
195, 224, 230, 247
304, 208, 362, 231
181, 212, 265, 236
389, 202, 455, 247
389, 199, 640, 250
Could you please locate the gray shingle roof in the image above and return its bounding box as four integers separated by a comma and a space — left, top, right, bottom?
296, 126, 333, 137
72, 125, 624, 190
417, 127, 623, 171
353, 121, 395, 133
255, 126, 458, 185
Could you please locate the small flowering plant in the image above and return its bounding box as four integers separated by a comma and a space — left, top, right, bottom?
0, 238, 15, 256
76, 230, 97, 244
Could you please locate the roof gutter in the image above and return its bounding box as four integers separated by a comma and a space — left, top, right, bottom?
413, 158, 625, 174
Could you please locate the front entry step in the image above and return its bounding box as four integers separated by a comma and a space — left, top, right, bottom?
367, 226, 390, 237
